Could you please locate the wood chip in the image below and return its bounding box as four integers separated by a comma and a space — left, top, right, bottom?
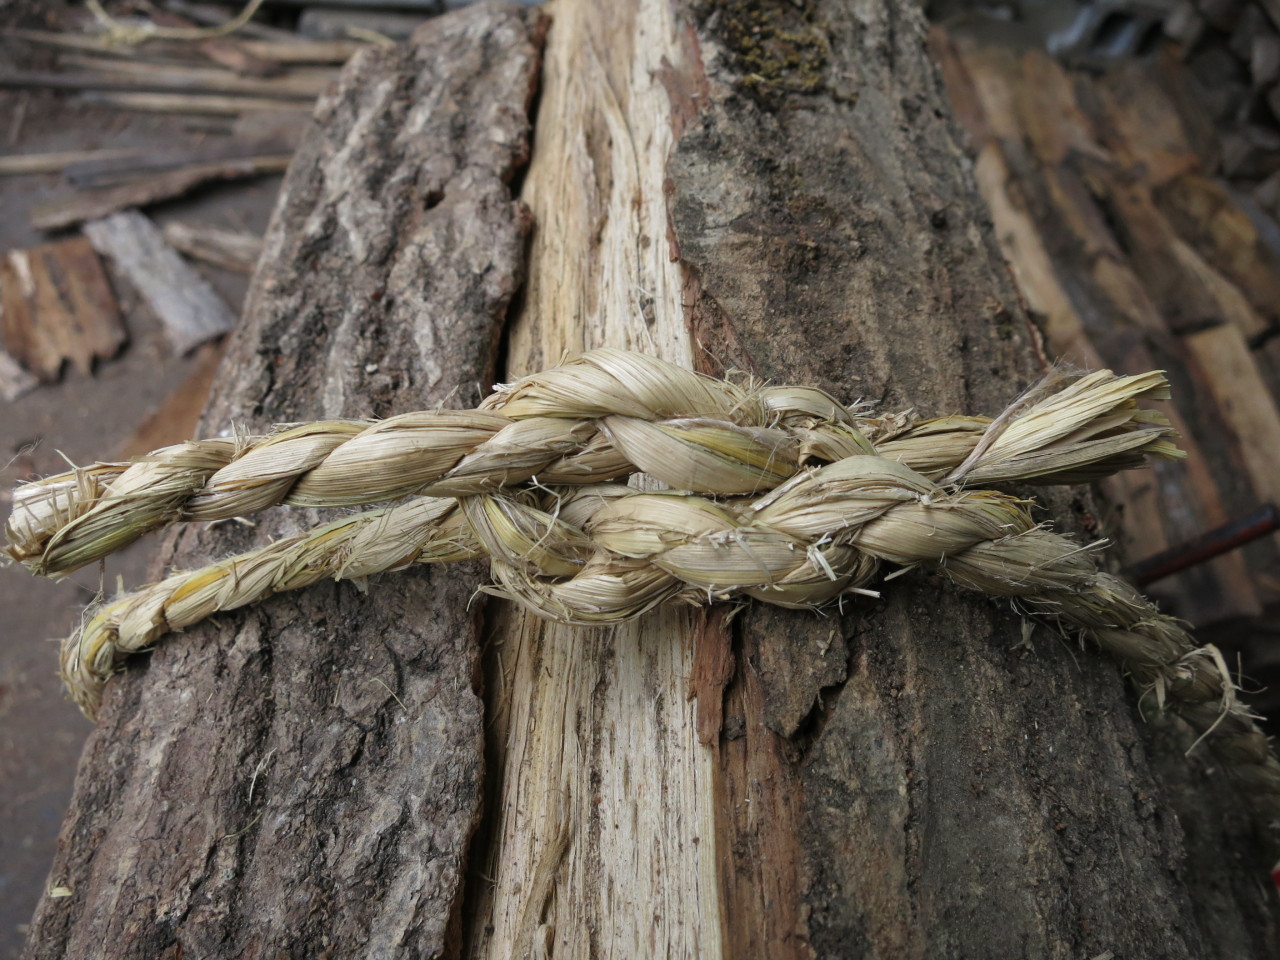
84, 211, 236, 355
0, 348, 38, 401
162, 222, 263, 274
0, 237, 125, 381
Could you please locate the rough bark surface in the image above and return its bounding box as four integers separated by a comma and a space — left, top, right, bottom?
23, 5, 542, 959
666, 3, 1279, 957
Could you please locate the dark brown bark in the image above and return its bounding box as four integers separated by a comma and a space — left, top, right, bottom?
664, 2, 1278, 957
23, 5, 542, 959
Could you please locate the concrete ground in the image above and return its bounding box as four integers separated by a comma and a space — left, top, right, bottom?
0, 83, 282, 957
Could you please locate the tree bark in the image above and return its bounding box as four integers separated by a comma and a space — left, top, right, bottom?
24, 5, 542, 958
23, 1, 1280, 959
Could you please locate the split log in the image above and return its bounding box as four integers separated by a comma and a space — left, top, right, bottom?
21, 4, 1280, 960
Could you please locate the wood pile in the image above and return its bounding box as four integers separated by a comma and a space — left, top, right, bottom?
1165, 0, 1280, 198
1046, 0, 1280, 215
0, 3, 390, 407
935, 31, 1280, 712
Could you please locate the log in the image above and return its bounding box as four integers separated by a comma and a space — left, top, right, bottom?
24, 5, 540, 959
21, 3, 1280, 960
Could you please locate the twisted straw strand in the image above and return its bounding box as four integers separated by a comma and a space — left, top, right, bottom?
7, 350, 1178, 577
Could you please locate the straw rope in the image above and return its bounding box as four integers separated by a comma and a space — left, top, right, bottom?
54, 460, 1280, 812
7, 349, 1178, 577
8, 350, 1277, 818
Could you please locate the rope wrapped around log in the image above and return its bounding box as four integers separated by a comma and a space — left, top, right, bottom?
7, 349, 1177, 576
6, 350, 1277, 820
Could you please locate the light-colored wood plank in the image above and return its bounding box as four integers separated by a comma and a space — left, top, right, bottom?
1186, 323, 1280, 512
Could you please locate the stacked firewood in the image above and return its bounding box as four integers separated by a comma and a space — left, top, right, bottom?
1164, 0, 1280, 210
935, 27, 1280, 721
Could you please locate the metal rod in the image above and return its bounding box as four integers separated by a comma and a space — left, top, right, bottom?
1127, 503, 1280, 587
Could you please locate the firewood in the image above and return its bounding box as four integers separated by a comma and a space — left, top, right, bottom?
29, 155, 291, 230
0, 237, 125, 380
0, 63, 329, 99
0, 349, 37, 401
83, 210, 236, 354
161, 221, 262, 273
77, 91, 311, 115
0, 147, 145, 177
16, 6, 1280, 959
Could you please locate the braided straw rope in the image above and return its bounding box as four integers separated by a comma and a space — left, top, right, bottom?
8, 350, 1177, 576
6, 351, 1278, 820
